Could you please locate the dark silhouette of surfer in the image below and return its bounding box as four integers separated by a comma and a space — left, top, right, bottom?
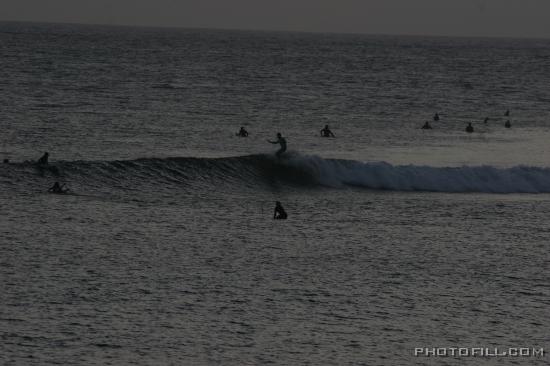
504, 109, 510, 116
38, 152, 49, 165
505, 120, 511, 128
273, 201, 287, 220
433, 113, 440, 121
320, 125, 335, 137
236, 127, 249, 137
421, 121, 432, 129
484, 117, 489, 124
48, 182, 68, 194
466, 123, 474, 133
267, 133, 287, 158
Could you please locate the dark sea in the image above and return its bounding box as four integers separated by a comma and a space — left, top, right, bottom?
1, 22, 550, 365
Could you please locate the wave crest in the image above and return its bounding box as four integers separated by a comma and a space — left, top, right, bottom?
2, 153, 550, 193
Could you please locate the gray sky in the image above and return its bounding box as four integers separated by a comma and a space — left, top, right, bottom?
2, 0, 550, 38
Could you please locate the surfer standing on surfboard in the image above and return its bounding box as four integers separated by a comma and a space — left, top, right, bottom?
267, 132, 287, 158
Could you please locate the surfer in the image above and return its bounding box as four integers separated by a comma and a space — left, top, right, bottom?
433, 113, 440, 121
273, 201, 288, 220
484, 117, 489, 124
267, 133, 287, 158
421, 121, 432, 129
466, 123, 474, 133
38, 152, 49, 165
320, 124, 335, 137
48, 182, 68, 194
504, 109, 510, 116
505, 120, 511, 128
236, 126, 249, 137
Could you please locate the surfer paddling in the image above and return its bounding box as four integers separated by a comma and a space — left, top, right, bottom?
267, 132, 287, 158
48, 182, 69, 194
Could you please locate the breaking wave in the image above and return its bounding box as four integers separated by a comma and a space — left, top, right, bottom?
2, 153, 550, 193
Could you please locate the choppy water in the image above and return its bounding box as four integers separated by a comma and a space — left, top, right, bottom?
1, 22, 549, 365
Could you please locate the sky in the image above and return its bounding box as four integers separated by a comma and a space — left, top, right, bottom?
1, 0, 550, 38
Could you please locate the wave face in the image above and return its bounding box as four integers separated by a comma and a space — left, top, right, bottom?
273, 153, 550, 193
2, 153, 550, 193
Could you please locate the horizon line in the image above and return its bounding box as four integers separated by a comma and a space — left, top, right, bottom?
1, 19, 549, 42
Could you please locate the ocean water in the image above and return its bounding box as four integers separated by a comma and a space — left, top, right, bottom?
1, 22, 550, 365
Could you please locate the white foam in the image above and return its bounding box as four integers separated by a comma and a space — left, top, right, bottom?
281, 153, 550, 193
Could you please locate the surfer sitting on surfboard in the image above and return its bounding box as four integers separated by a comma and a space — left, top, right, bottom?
267, 133, 287, 158
320, 124, 335, 137
236, 126, 249, 137
274, 201, 287, 220
38, 152, 49, 165
421, 121, 432, 129
48, 181, 68, 194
